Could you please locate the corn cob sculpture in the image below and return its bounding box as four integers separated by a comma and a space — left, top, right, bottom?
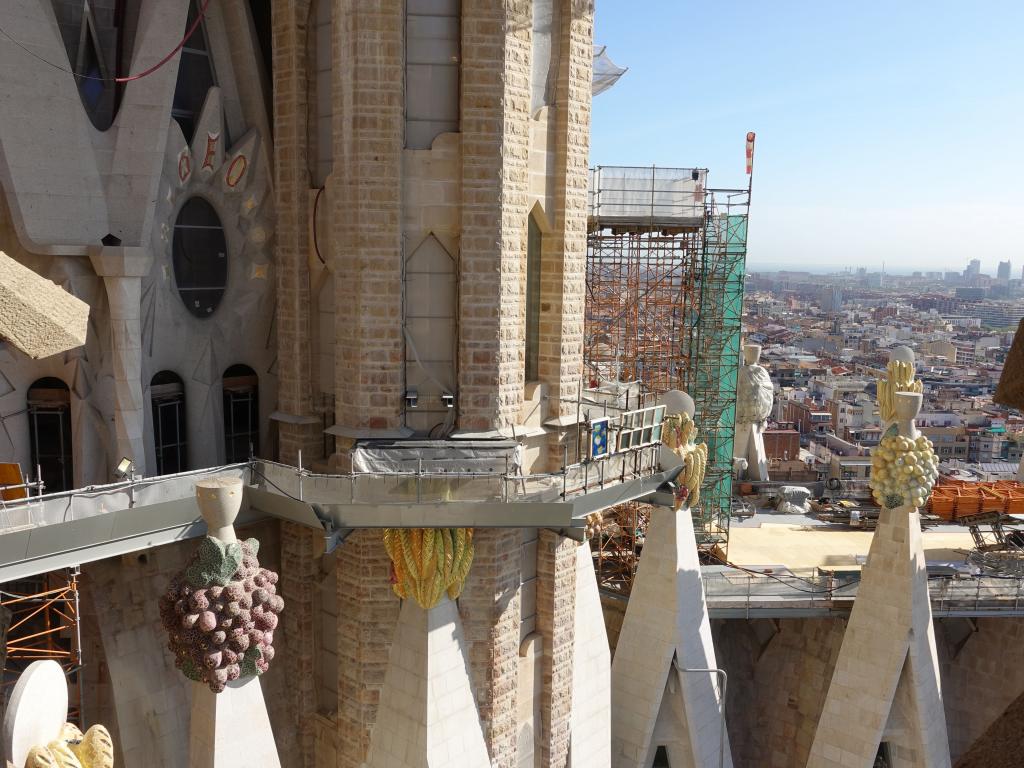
382, 528, 475, 609
662, 411, 708, 509
20, 723, 114, 768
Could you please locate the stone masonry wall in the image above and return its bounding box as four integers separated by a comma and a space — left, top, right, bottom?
280, 521, 323, 768
460, 528, 524, 767
938, 616, 1024, 761
272, 0, 324, 465
331, 0, 405, 434
540, 0, 593, 468
536, 529, 577, 767
713, 617, 846, 768
335, 529, 400, 768
458, 1, 532, 431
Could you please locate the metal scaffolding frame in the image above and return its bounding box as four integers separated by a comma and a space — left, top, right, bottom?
585, 166, 750, 593
1, 568, 82, 724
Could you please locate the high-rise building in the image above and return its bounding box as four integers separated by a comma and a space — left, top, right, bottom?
965, 258, 982, 279
998, 260, 1012, 281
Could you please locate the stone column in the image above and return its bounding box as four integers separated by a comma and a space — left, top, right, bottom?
189, 476, 281, 768
537, 530, 577, 767
569, 539, 611, 767
365, 597, 490, 767
540, 0, 594, 469
808, 387, 949, 767
271, 0, 323, 466
336, 530, 400, 768
458, 1, 533, 431
610, 504, 733, 768
459, 528, 523, 767
88, 245, 152, 476
331, 0, 405, 438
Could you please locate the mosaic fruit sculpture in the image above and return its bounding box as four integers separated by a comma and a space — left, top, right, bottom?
21, 723, 114, 768
663, 410, 707, 508
382, 527, 474, 609
870, 434, 938, 510
159, 537, 283, 692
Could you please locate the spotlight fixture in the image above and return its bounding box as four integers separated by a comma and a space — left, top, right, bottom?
116, 457, 135, 479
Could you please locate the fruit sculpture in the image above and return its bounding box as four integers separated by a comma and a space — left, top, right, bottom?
159, 537, 284, 693
869, 347, 938, 510
19, 723, 113, 768
663, 410, 707, 508
870, 434, 939, 510
382, 527, 475, 609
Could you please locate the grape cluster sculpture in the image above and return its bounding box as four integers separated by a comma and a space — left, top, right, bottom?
870, 434, 939, 509
877, 358, 923, 424
159, 537, 283, 693
20, 723, 113, 768
382, 528, 475, 609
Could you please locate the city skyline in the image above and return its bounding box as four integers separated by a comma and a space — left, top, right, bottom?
590, 0, 1024, 271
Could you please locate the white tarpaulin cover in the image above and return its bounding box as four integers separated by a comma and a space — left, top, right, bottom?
593, 45, 627, 96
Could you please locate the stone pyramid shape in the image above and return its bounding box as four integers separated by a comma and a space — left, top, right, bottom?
611, 505, 733, 768
366, 596, 490, 768
808, 507, 950, 767
190, 676, 281, 768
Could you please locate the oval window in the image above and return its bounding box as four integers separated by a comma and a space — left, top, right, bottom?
172, 198, 227, 318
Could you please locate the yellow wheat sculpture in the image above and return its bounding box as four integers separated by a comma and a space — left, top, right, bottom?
877, 359, 922, 424
382, 527, 475, 609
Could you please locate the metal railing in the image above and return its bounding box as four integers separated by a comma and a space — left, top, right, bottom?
701, 568, 1024, 616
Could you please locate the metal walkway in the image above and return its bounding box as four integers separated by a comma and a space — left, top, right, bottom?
0, 459, 679, 582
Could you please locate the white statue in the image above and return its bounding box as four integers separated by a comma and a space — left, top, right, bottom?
735, 344, 774, 481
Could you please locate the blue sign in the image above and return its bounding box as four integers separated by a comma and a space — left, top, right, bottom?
591, 418, 610, 460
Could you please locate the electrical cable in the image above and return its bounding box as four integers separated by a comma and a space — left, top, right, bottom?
313, 185, 326, 264
248, 465, 305, 503
0, 0, 212, 83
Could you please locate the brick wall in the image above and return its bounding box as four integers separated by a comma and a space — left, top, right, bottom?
460, 528, 524, 767
335, 530, 400, 768
537, 529, 577, 767
458, 1, 533, 431
330, 0, 405, 435
272, 0, 324, 465
539, 0, 593, 468
280, 522, 323, 768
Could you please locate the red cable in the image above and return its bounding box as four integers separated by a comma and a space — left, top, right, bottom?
115, 0, 212, 83
0, 0, 212, 84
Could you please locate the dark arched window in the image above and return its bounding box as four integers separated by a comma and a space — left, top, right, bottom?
171, 0, 217, 142
51, 0, 138, 130
525, 215, 542, 382
151, 371, 187, 475
222, 364, 259, 462
27, 378, 73, 494
172, 198, 228, 318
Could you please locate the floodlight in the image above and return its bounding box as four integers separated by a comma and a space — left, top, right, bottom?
116, 457, 135, 478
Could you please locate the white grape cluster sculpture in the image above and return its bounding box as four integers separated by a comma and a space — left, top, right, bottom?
870, 433, 938, 510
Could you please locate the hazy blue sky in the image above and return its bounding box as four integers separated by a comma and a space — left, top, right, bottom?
590, 1, 1024, 273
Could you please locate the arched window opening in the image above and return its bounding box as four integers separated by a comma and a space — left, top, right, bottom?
171, 0, 217, 142
525, 215, 542, 382
51, 0, 137, 130
222, 364, 259, 462
151, 371, 187, 475
27, 378, 73, 494
172, 197, 228, 318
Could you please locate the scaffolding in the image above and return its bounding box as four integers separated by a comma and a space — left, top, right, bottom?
586, 166, 750, 593
1, 569, 82, 724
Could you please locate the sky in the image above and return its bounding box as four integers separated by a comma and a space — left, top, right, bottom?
590, 1, 1024, 274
